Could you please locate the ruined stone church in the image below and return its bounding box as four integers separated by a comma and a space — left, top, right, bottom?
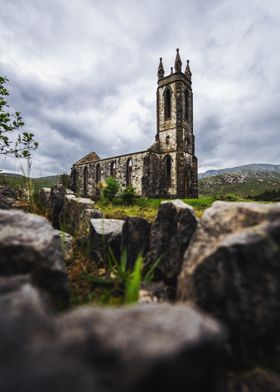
71, 49, 198, 198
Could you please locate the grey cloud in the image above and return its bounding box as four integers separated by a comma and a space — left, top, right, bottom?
0, 0, 279, 176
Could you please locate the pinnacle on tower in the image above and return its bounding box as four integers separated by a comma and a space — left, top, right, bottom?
157, 57, 165, 79
174, 48, 182, 73
184, 59, 192, 79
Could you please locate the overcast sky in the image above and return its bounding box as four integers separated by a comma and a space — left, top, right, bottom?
0, 0, 279, 176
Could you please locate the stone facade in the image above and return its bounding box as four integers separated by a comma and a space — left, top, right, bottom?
71, 49, 198, 198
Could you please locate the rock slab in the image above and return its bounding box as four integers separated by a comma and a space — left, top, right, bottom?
89, 218, 125, 264
147, 200, 198, 287
60, 194, 100, 234
177, 201, 280, 363
0, 209, 69, 307
49, 185, 66, 229
121, 216, 151, 268
57, 303, 226, 392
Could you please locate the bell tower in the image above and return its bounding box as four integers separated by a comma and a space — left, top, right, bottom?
155, 49, 198, 198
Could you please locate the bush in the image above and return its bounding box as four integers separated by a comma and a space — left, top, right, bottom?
102, 177, 119, 202
120, 186, 136, 205
60, 173, 70, 188
248, 188, 280, 202
220, 193, 240, 201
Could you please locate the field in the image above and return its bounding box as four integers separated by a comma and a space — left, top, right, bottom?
96, 196, 215, 221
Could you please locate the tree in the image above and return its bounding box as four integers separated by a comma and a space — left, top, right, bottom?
0, 76, 38, 158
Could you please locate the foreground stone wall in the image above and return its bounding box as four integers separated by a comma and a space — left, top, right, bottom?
1, 192, 280, 390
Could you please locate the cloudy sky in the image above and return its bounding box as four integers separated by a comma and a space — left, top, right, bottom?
0, 0, 279, 176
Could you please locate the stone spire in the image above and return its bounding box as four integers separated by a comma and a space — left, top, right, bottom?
157, 57, 165, 80
174, 48, 182, 73
184, 59, 192, 79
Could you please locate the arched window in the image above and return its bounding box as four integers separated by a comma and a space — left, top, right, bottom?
71, 167, 77, 192
166, 135, 170, 145
184, 166, 192, 196
164, 155, 171, 188
96, 164, 101, 183
83, 166, 88, 196
164, 88, 171, 120
184, 89, 189, 121
126, 158, 132, 186
110, 161, 116, 178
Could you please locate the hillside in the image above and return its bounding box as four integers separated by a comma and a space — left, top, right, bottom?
199, 163, 280, 179
0, 173, 60, 190
199, 171, 280, 197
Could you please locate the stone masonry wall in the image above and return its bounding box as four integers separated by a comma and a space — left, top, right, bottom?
74, 151, 146, 197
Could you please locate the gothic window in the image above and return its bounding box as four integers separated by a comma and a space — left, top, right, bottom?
184, 89, 189, 120
126, 158, 132, 186
164, 87, 171, 120
71, 167, 77, 192
166, 135, 170, 145
96, 164, 101, 183
83, 166, 88, 196
110, 161, 116, 178
184, 166, 192, 196
164, 155, 172, 188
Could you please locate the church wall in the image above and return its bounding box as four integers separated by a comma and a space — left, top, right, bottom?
74, 151, 146, 198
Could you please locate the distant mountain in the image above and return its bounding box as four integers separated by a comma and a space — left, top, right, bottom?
199, 170, 280, 197
199, 164, 280, 179
0, 173, 61, 190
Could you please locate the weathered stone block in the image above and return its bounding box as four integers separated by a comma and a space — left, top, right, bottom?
39, 187, 51, 210
60, 195, 100, 234
57, 303, 226, 392
121, 216, 151, 268
89, 218, 124, 264
49, 185, 66, 229
146, 199, 198, 289
177, 201, 280, 365
0, 209, 69, 307
0, 186, 19, 209
53, 230, 74, 261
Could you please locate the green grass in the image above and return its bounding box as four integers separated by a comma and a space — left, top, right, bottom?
96, 196, 215, 221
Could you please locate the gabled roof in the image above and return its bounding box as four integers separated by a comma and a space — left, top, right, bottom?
74, 151, 101, 165
148, 140, 161, 153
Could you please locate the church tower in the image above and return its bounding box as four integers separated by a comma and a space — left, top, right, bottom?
156, 49, 198, 198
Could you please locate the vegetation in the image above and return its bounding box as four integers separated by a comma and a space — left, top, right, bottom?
0, 172, 60, 190
67, 245, 159, 306
60, 173, 71, 188
102, 176, 119, 202
96, 195, 215, 221
248, 188, 280, 202
120, 186, 136, 205
199, 172, 280, 197
0, 76, 38, 158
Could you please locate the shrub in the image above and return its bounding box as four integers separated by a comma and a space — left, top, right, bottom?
60, 173, 70, 188
220, 193, 240, 201
102, 176, 119, 202
120, 186, 136, 204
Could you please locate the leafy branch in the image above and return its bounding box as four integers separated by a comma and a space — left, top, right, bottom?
0, 76, 38, 158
